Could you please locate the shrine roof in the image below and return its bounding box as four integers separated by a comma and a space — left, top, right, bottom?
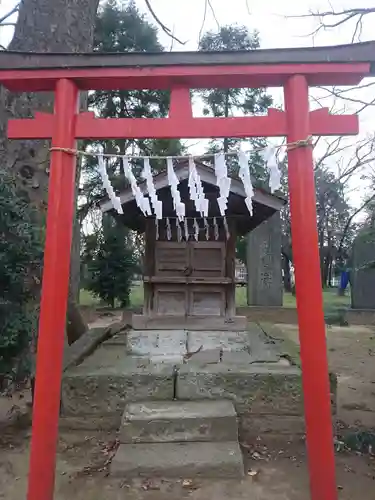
99, 160, 286, 235
0, 41, 372, 91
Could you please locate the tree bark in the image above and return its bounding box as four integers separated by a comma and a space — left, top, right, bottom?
282, 253, 292, 292
0, 0, 101, 349
66, 301, 88, 344
328, 258, 333, 287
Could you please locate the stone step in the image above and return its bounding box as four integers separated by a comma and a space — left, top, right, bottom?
110, 441, 244, 478
120, 400, 238, 443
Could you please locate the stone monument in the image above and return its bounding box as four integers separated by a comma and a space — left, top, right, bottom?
351, 228, 375, 310
246, 211, 283, 306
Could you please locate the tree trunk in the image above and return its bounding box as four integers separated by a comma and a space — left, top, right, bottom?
318, 227, 325, 286
66, 301, 88, 344
322, 254, 330, 288
67, 205, 86, 345
0, 0, 101, 353
282, 253, 292, 292
328, 258, 333, 287
66, 152, 86, 344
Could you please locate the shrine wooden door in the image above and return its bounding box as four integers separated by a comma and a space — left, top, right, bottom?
152, 240, 226, 318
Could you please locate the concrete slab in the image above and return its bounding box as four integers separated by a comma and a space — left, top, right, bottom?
133, 314, 247, 331
239, 413, 306, 441
247, 322, 270, 337
218, 349, 289, 365
127, 330, 187, 356
103, 331, 128, 346
120, 400, 238, 443
63, 345, 150, 371
256, 322, 286, 343
110, 441, 244, 478
221, 351, 253, 364
187, 330, 250, 353
61, 346, 174, 416
63, 325, 124, 372
185, 325, 284, 365
184, 348, 222, 365
248, 323, 286, 363
176, 363, 303, 415
275, 358, 292, 366
149, 354, 184, 364
59, 413, 122, 431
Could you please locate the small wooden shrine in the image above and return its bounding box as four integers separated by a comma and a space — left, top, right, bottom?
101, 160, 284, 330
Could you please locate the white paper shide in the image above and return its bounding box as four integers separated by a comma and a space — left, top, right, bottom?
98, 153, 123, 215
100, 146, 281, 219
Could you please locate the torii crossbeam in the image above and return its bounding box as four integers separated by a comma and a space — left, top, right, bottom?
0, 42, 373, 500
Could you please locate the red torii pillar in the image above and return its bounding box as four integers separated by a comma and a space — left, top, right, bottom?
0, 60, 369, 500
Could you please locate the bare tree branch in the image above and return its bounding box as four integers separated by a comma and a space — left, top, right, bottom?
351, 13, 364, 43
245, 0, 251, 16
290, 7, 375, 41
0, 4, 19, 26
314, 136, 354, 171
338, 193, 375, 254
297, 7, 375, 19
310, 132, 375, 269
338, 136, 375, 183
169, 24, 176, 52
198, 0, 208, 45
144, 0, 185, 45
310, 94, 326, 109
208, 0, 220, 30
317, 84, 375, 114
287, 3, 375, 125
326, 81, 375, 95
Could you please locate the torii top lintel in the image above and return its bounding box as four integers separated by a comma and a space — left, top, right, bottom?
1, 41, 373, 141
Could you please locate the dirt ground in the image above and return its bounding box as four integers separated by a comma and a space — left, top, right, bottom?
279, 323, 375, 428
1, 323, 375, 499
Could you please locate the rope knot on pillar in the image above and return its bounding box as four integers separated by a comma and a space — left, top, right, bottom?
286, 135, 314, 151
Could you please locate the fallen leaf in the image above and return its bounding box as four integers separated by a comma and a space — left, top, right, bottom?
141, 479, 160, 491
239, 442, 252, 450
247, 469, 259, 478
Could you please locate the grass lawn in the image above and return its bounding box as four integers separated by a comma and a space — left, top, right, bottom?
79, 286, 144, 308
79, 288, 101, 307
234, 285, 350, 309
130, 281, 144, 308
80, 282, 351, 310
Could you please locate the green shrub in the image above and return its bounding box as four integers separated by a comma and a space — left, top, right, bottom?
0, 168, 42, 385
85, 219, 136, 308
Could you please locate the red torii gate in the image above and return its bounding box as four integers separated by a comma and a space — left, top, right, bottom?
0, 45, 371, 500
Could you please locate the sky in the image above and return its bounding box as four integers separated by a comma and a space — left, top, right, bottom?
0, 0, 374, 203
140, 0, 373, 49
137, 0, 374, 129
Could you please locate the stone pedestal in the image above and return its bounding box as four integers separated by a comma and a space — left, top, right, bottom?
132, 314, 247, 331
60, 322, 340, 448
246, 211, 283, 306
